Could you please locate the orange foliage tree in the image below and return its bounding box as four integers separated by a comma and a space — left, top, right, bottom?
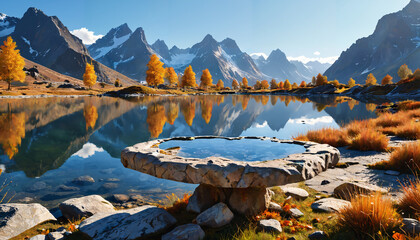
181, 65, 197, 88
270, 79, 278, 89
232, 79, 239, 90
216, 79, 224, 90
165, 67, 178, 87
241, 77, 248, 89
316, 73, 328, 86
284, 79, 292, 90
200, 69, 212, 89
146, 54, 165, 87
261, 80, 269, 89
84, 104, 98, 130
299, 81, 307, 88
83, 62, 97, 89
381, 74, 393, 85
398, 64, 412, 80
292, 82, 298, 89
348, 78, 356, 88
0, 36, 26, 90
0, 112, 26, 159
365, 73, 377, 86
278, 81, 284, 89
147, 103, 167, 138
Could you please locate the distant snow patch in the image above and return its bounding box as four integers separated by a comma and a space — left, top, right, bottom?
70, 27, 104, 45
114, 56, 134, 69
21, 36, 38, 56
287, 55, 338, 64
288, 116, 334, 125
94, 34, 130, 59
361, 67, 375, 75
250, 52, 268, 60
73, 142, 104, 158
168, 53, 196, 68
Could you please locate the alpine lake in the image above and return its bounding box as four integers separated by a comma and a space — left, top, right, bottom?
0, 94, 378, 208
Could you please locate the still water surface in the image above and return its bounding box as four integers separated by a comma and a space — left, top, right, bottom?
0, 95, 377, 208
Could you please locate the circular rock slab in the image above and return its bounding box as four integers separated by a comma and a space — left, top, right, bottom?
121, 136, 340, 188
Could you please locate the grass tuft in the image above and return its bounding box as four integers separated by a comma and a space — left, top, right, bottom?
399, 179, 420, 218
395, 122, 420, 140
349, 128, 389, 152
294, 128, 350, 147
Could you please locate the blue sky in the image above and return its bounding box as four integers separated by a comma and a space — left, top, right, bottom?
1, 0, 411, 63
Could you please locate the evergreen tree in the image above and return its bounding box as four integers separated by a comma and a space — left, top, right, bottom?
0, 36, 26, 90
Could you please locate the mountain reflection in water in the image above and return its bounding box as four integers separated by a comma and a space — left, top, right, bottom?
0, 95, 377, 207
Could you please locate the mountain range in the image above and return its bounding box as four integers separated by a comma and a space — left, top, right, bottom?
325, 0, 420, 84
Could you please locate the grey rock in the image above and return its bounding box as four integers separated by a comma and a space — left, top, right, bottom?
113, 194, 130, 202
187, 184, 227, 213
29, 181, 47, 192
100, 182, 118, 190
18, 196, 34, 203
79, 205, 176, 240
59, 195, 115, 220
228, 187, 273, 216
162, 223, 205, 240
268, 202, 283, 212
402, 218, 420, 236
46, 232, 64, 240
280, 186, 309, 200
311, 198, 351, 213
333, 182, 388, 200
72, 176, 95, 185
259, 219, 282, 234
289, 208, 304, 218
196, 203, 234, 228
308, 230, 327, 239
0, 203, 56, 240
58, 185, 80, 192
29, 235, 46, 240
121, 136, 340, 188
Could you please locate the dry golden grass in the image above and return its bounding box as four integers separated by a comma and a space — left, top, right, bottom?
399, 179, 420, 217
374, 112, 406, 128
395, 122, 420, 140
397, 100, 420, 111
349, 128, 389, 152
338, 193, 401, 237
344, 119, 375, 137
294, 128, 350, 147
388, 141, 420, 173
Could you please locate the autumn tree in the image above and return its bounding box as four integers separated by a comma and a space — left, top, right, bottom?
199, 69, 212, 89
165, 67, 178, 87
181, 65, 197, 88
84, 104, 98, 130
348, 78, 356, 88
292, 82, 298, 89
232, 79, 239, 90
284, 79, 292, 90
278, 81, 284, 89
83, 62, 97, 89
0, 37, 26, 90
381, 74, 393, 85
0, 112, 26, 159
331, 80, 339, 87
270, 79, 278, 89
299, 81, 307, 88
398, 64, 412, 80
114, 78, 121, 87
316, 73, 328, 86
242, 77, 248, 89
147, 103, 166, 138
216, 79, 224, 90
146, 54, 165, 87
261, 80, 269, 90
311, 76, 316, 85
365, 73, 377, 86
413, 69, 420, 80
254, 81, 261, 90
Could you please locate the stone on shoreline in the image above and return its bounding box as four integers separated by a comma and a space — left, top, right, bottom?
259, 219, 282, 233
196, 203, 234, 228
311, 198, 350, 213
280, 186, 309, 200
78, 205, 176, 240
71, 176, 95, 185
59, 195, 115, 220
0, 203, 56, 240
333, 182, 388, 200
162, 224, 205, 240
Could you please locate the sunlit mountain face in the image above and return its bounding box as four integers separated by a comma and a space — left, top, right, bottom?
0, 95, 377, 207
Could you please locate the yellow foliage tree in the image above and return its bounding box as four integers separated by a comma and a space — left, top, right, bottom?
292, 82, 298, 89
331, 80, 339, 87
83, 62, 97, 89
365, 73, 377, 86
216, 79, 224, 90
0, 112, 26, 159
147, 103, 166, 138
114, 78, 121, 87
381, 74, 393, 85
181, 65, 197, 88
261, 80, 269, 89
284, 79, 292, 90
278, 81, 284, 89
242, 77, 248, 89
232, 79, 239, 90
398, 64, 412, 80
0, 36, 26, 90
146, 54, 165, 87
84, 104, 98, 130
299, 81, 307, 88
254, 81, 261, 90
316, 73, 328, 86
165, 67, 178, 87
348, 78, 356, 88
270, 79, 278, 89
200, 69, 212, 89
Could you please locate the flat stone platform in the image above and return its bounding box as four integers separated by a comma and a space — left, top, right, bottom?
121, 136, 340, 188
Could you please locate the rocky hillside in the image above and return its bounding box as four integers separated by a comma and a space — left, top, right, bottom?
0, 8, 136, 85
325, 0, 420, 84
0, 13, 19, 38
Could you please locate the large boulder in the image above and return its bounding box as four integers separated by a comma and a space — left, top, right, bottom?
307, 84, 337, 95
79, 205, 176, 240
186, 184, 228, 213
196, 203, 234, 228
59, 195, 115, 220
162, 224, 205, 240
0, 203, 56, 240
402, 218, 420, 236
311, 198, 351, 213
333, 182, 388, 200
228, 187, 273, 216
